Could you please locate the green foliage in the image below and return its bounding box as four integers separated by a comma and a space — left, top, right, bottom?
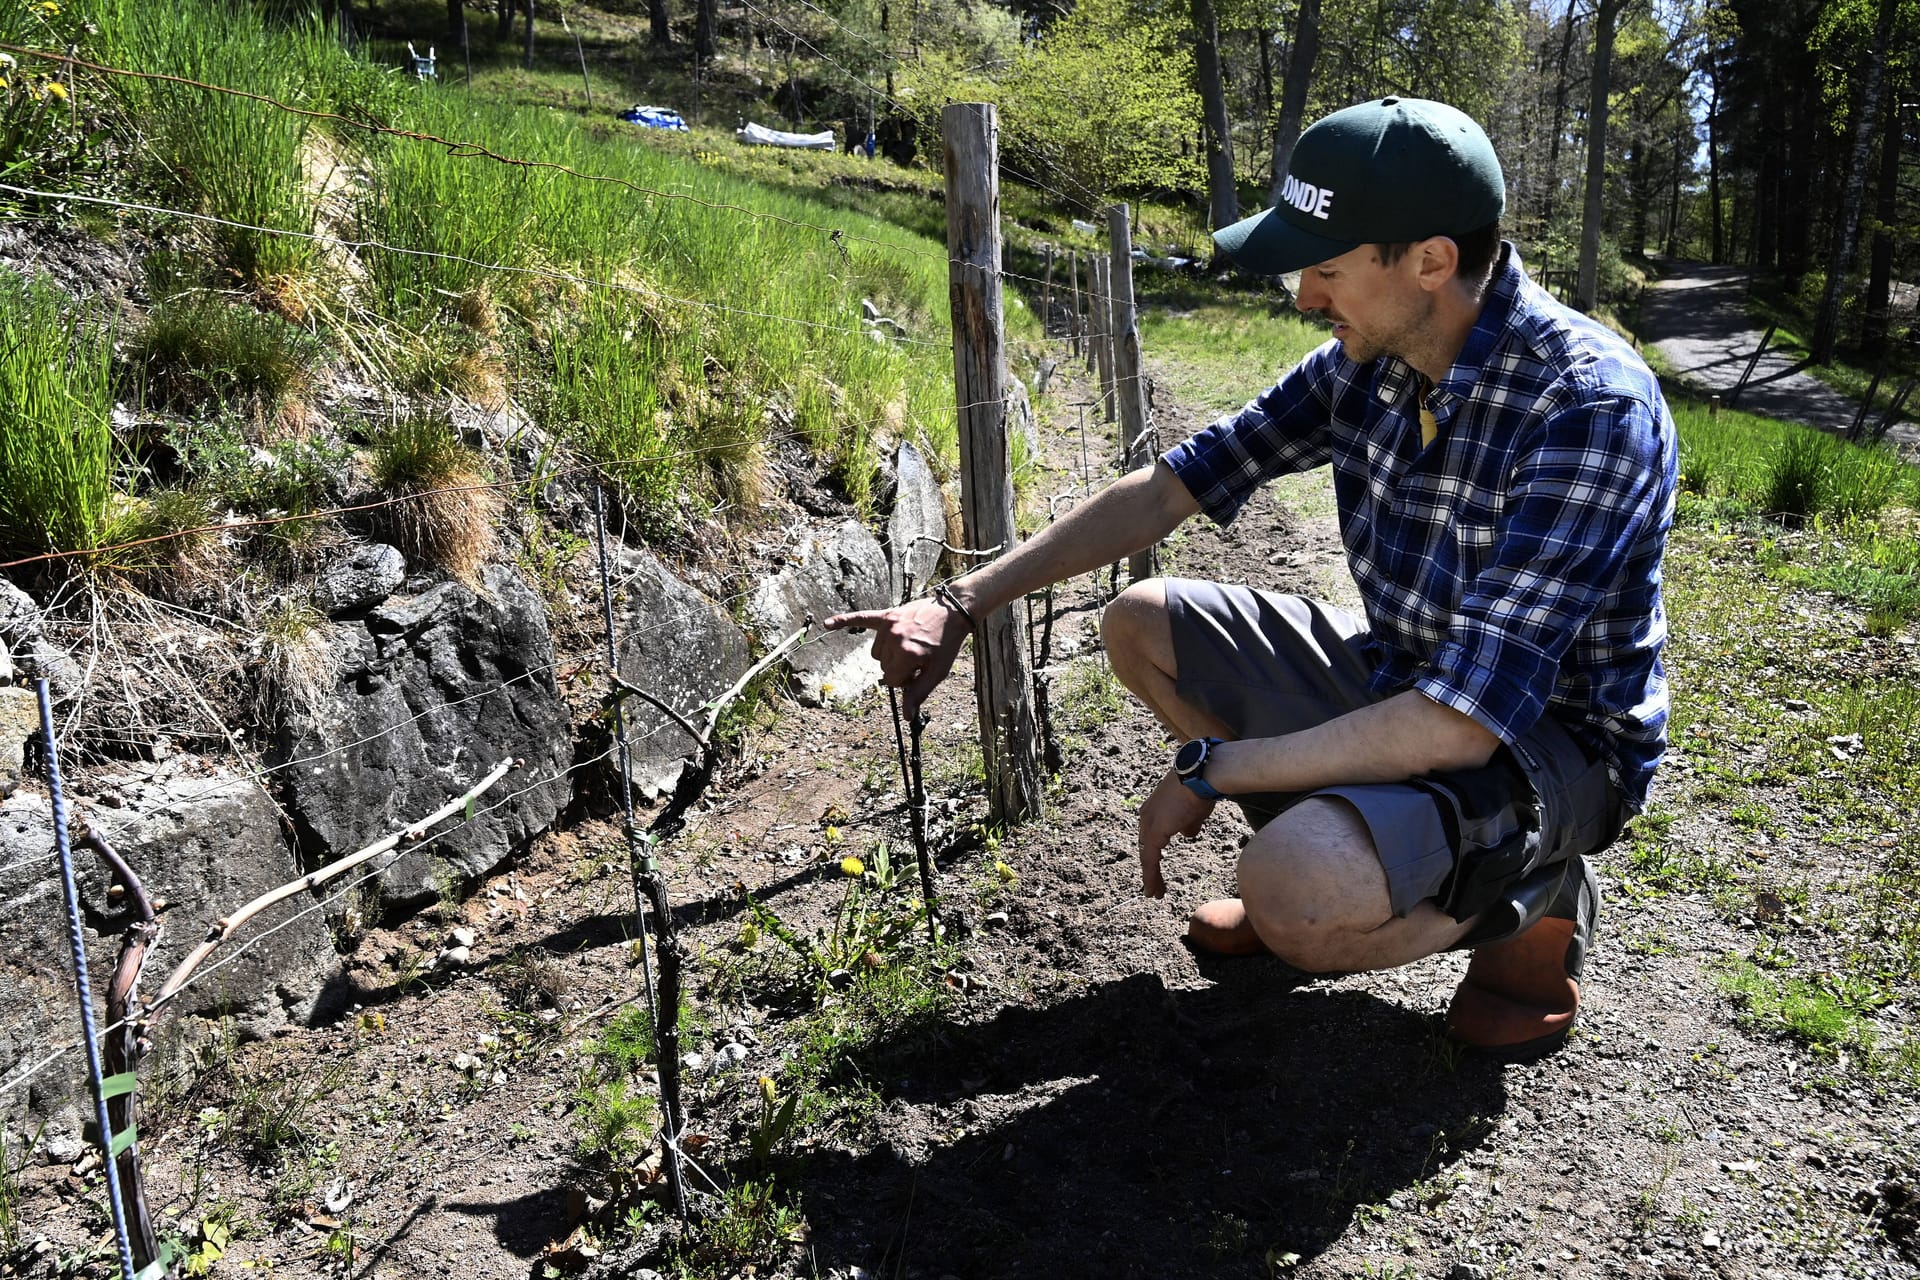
0, 3, 99, 185
0, 273, 118, 555
573, 1077, 658, 1165
132, 291, 321, 409
1758, 433, 1827, 523
969, 0, 1204, 201
1714, 957, 1886, 1058
0, 1122, 43, 1253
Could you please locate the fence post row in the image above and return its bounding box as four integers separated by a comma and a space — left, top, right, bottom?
1105, 204, 1157, 584
1068, 249, 1082, 357
940, 102, 1042, 824
1093, 254, 1117, 422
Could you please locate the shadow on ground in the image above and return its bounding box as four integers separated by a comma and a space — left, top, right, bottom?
786, 967, 1508, 1279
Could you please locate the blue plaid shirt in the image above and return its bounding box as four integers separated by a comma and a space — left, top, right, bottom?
1161, 246, 1677, 810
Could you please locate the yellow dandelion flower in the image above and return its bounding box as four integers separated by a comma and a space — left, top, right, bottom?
994, 859, 1017, 883
44, 81, 68, 102
839, 855, 865, 877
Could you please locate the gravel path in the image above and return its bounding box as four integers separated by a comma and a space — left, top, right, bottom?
1638, 263, 1918, 455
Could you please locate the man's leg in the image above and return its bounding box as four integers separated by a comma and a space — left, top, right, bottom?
1101, 579, 1231, 740
1235, 796, 1476, 971
1103, 580, 1473, 967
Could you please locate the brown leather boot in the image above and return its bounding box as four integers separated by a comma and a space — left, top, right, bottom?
1446, 855, 1597, 1062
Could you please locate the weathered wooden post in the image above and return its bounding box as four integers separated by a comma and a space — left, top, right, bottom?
1082, 251, 1098, 373
1107, 204, 1157, 582
1068, 249, 1083, 357
1093, 254, 1117, 421
1042, 243, 1056, 336
941, 102, 1042, 823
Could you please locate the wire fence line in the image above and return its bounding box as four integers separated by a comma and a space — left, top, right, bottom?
0, 42, 1102, 299
0, 182, 950, 351
0, 611, 869, 1103
0, 736, 621, 1104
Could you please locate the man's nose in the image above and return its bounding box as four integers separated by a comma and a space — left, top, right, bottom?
1293, 274, 1326, 314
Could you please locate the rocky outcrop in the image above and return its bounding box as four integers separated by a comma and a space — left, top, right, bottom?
311, 542, 407, 617
0, 685, 35, 799
745, 519, 890, 705
885, 442, 947, 607
0, 762, 334, 1155
0, 578, 80, 700
608, 549, 751, 800
279, 564, 570, 909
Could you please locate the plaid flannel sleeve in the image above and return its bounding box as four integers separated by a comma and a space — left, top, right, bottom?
1416, 393, 1671, 744
1159, 344, 1340, 526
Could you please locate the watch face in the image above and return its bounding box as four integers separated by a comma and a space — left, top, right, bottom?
1174, 738, 1206, 775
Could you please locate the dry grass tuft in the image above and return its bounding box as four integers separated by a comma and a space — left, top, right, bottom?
369, 413, 501, 580
255, 594, 338, 725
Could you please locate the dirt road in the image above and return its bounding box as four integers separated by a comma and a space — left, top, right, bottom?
1638, 264, 1918, 455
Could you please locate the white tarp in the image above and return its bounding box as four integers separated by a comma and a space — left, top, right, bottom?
736, 121, 836, 151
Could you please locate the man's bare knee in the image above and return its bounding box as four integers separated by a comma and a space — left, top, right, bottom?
1100, 579, 1172, 671
1237, 798, 1393, 971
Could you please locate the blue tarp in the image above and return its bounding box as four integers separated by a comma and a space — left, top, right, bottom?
621, 106, 689, 132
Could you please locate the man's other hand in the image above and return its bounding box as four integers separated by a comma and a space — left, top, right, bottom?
821, 596, 971, 719
1137, 767, 1215, 898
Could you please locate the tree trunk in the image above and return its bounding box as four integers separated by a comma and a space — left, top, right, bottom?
1706, 57, 1723, 264
498, 0, 513, 39
1811, 0, 1894, 364
696, 0, 716, 60
522, 0, 536, 70
1664, 110, 1683, 258
650, 0, 671, 44
448, 0, 465, 49
1192, 0, 1238, 235
1574, 0, 1621, 313
1542, 1, 1580, 233
1256, 24, 1274, 177
1267, 0, 1321, 207
1861, 74, 1905, 358
1627, 137, 1649, 255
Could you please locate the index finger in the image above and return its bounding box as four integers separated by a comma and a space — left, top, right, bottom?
821, 608, 892, 632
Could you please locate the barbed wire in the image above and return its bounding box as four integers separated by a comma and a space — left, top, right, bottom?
0, 43, 955, 268
0, 181, 950, 351
0, 43, 1100, 298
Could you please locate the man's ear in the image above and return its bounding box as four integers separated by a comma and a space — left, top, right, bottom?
1414, 236, 1460, 293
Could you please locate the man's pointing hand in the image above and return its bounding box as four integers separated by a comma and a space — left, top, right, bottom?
821, 594, 972, 719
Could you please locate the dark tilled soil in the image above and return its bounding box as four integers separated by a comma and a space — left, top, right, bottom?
10, 352, 1919, 1280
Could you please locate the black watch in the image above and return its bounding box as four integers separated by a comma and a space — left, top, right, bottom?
1173, 737, 1226, 800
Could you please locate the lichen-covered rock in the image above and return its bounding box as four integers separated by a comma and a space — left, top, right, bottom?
279, 564, 570, 908
0, 686, 36, 799
745, 520, 889, 705
0, 762, 334, 1156
311, 542, 407, 617
886, 442, 947, 607
0, 579, 80, 700
609, 549, 750, 800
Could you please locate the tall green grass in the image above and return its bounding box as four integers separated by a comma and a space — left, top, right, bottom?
1672, 401, 1918, 521
0, 275, 118, 555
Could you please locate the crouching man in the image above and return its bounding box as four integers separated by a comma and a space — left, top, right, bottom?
827, 96, 1676, 1061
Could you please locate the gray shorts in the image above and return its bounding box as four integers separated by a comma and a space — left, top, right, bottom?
1166, 579, 1626, 921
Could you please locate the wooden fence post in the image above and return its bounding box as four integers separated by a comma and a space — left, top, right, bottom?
1093, 254, 1117, 421
1082, 251, 1098, 373
1068, 249, 1082, 357
940, 102, 1041, 824
1107, 204, 1157, 582
1042, 243, 1055, 336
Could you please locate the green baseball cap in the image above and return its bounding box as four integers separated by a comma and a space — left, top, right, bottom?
1214, 97, 1505, 275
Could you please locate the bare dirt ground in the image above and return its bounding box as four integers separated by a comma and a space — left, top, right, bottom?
9, 347, 1920, 1280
